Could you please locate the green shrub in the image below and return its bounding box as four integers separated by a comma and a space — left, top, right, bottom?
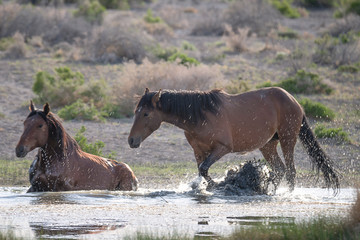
270, 0, 301, 18
346, 0, 360, 16
256, 80, 273, 88
299, 98, 335, 120
58, 99, 106, 121
223, 78, 250, 94
152, 46, 178, 61
0, 37, 14, 51
144, 9, 162, 23
278, 70, 333, 94
338, 64, 359, 73
74, 126, 115, 158
168, 52, 200, 67
256, 71, 333, 95
181, 41, 197, 51
101, 103, 125, 118
33, 67, 85, 107
99, 0, 129, 9
74, 0, 106, 25
297, 0, 335, 8
314, 124, 350, 143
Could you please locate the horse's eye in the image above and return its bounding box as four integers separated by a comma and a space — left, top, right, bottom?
38, 124, 43, 128
144, 113, 149, 117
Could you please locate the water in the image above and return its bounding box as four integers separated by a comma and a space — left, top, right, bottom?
0, 184, 356, 239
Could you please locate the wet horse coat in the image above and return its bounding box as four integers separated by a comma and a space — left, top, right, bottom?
128, 87, 339, 191
16, 101, 138, 192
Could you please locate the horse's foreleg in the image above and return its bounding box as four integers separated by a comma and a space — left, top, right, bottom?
198, 147, 228, 185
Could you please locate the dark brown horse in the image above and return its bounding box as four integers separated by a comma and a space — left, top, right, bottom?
16, 101, 138, 192
128, 87, 339, 192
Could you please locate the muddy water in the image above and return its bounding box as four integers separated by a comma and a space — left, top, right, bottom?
0, 183, 356, 239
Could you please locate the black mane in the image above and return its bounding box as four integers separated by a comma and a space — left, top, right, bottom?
27, 110, 80, 155
137, 89, 223, 124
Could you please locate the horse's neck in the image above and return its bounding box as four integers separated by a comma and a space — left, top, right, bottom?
162, 113, 197, 132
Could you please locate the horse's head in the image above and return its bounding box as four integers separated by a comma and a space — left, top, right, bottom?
16, 101, 50, 158
128, 88, 162, 148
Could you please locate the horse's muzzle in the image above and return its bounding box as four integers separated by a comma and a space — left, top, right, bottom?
128, 137, 141, 148
16, 145, 28, 158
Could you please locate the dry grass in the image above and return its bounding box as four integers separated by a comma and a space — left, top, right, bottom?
223, 0, 280, 37
0, 3, 92, 46
85, 24, 152, 64
191, 0, 280, 37
327, 14, 360, 37
223, 24, 249, 53
110, 59, 226, 115
4, 32, 27, 59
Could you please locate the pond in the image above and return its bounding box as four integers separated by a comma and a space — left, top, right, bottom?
0, 183, 356, 239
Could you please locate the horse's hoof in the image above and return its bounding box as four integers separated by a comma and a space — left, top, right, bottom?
206, 179, 217, 191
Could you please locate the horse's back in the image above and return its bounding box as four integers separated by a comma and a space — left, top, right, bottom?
218, 87, 303, 152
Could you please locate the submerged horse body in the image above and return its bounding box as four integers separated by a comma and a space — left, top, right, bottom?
128, 87, 339, 191
16, 101, 138, 192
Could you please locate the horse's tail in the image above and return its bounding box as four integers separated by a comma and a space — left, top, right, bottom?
298, 116, 340, 192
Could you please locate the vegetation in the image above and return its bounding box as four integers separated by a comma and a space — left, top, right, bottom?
0, 37, 13, 51
270, 0, 301, 18
167, 52, 200, 67
74, 0, 106, 24
313, 33, 360, 67
314, 124, 351, 143
58, 99, 106, 122
257, 70, 333, 95
0, 159, 32, 186
32, 67, 86, 107
144, 9, 162, 23
74, 126, 116, 158
299, 98, 335, 120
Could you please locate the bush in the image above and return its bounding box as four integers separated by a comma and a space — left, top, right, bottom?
224, 24, 249, 52
256, 70, 333, 95
191, 0, 280, 36
279, 70, 333, 94
58, 99, 106, 121
313, 33, 360, 67
314, 124, 350, 143
144, 9, 162, 23
86, 24, 150, 63
337, 64, 359, 73
111, 59, 225, 116
32, 67, 85, 107
346, 0, 360, 16
167, 52, 200, 67
0, 3, 92, 46
74, 0, 106, 25
0, 37, 14, 51
299, 98, 335, 120
270, 0, 301, 18
4, 32, 27, 59
74, 126, 115, 158
295, 0, 335, 8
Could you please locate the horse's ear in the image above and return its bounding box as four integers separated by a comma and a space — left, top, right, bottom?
43, 103, 50, 115
145, 88, 150, 95
151, 89, 162, 108
29, 100, 36, 112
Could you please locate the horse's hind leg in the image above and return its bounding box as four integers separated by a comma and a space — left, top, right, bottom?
279, 136, 297, 191
259, 139, 285, 189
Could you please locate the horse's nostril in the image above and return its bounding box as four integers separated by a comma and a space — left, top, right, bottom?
128, 137, 134, 146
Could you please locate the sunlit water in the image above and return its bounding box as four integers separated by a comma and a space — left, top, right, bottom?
0, 181, 356, 239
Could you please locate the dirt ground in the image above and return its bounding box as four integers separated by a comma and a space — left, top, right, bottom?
0, 0, 359, 188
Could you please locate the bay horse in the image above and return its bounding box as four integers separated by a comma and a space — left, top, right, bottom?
128, 87, 339, 192
16, 101, 138, 192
